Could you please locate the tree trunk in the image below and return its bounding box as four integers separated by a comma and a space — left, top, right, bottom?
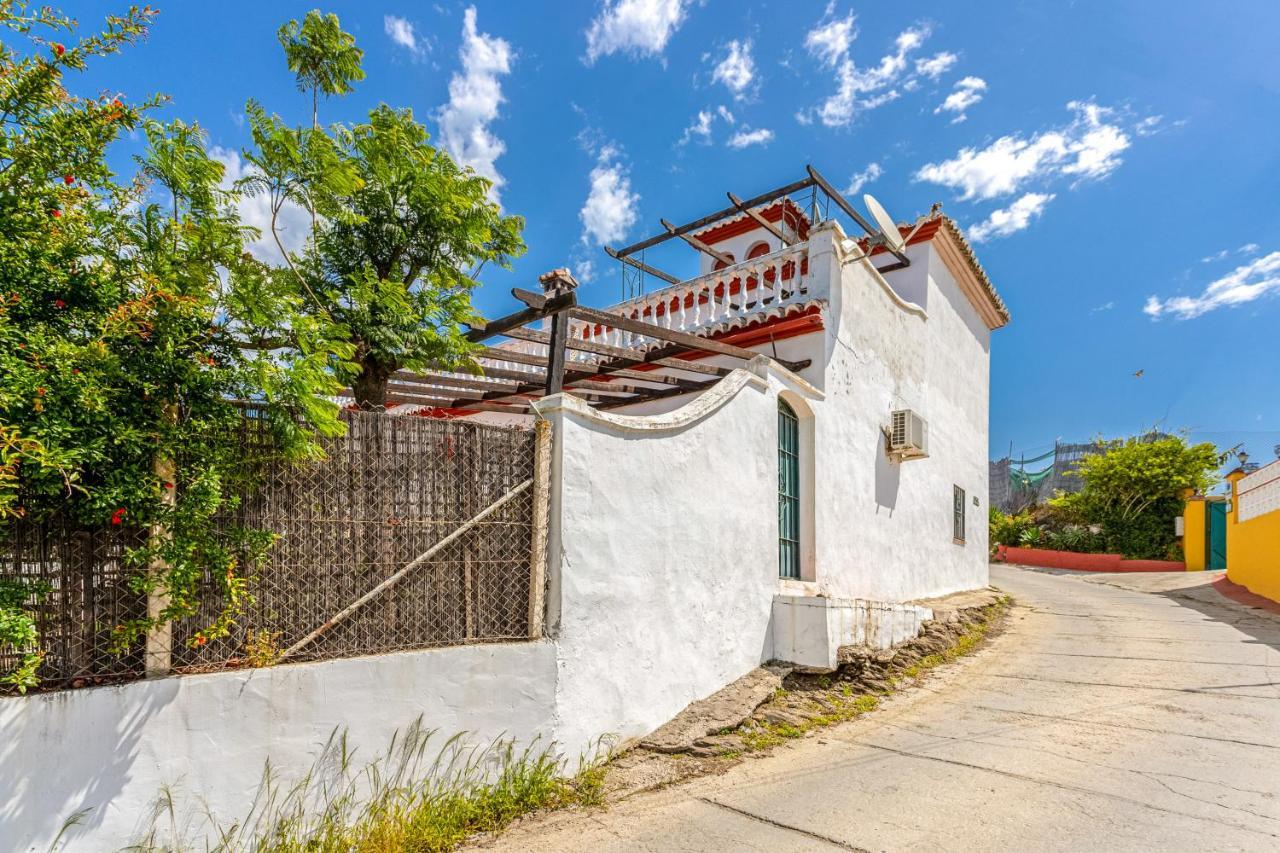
352, 360, 392, 409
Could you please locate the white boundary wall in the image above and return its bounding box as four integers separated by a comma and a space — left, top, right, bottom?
1, 642, 558, 851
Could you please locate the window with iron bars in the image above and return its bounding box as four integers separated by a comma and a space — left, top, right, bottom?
953, 484, 966, 543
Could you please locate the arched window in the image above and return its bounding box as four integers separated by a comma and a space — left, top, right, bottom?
778, 399, 801, 579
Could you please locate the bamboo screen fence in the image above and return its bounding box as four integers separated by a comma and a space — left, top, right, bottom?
0, 409, 542, 693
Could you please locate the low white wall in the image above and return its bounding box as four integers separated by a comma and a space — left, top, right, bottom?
771, 595, 934, 670
0, 641, 558, 852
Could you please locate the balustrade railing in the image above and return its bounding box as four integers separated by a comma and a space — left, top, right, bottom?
480, 242, 812, 375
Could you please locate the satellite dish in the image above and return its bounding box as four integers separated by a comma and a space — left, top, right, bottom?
864, 193, 905, 253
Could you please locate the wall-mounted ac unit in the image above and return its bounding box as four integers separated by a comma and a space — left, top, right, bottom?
887, 409, 929, 460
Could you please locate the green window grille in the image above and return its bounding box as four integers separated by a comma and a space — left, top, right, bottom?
953, 485, 966, 543
778, 400, 801, 579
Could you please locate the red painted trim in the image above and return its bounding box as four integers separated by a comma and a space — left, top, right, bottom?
1211, 575, 1280, 613
696, 199, 811, 246
997, 546, 1186, 573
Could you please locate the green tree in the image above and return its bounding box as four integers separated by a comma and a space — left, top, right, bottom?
1052, 435, 1219, 558
278, 9, 365, 128
246, 14, 525, 407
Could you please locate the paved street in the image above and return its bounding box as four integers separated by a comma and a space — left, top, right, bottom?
479, 566, 1280, 852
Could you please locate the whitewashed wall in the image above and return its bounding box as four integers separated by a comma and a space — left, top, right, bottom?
0, 642, 558, 852
809, 222, 990, 601
536, 360, 825, 752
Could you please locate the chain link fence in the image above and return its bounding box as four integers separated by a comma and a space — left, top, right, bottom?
1, 409, 543, 693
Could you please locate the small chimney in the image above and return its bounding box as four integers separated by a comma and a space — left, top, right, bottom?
538, 268, 579, 297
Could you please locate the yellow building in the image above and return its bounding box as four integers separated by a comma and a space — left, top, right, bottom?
1225, 462, 1280, 603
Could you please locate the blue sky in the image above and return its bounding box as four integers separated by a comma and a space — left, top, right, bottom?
45, 0, 1280, 463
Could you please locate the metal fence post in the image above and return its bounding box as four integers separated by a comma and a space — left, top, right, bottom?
528, 418, 552, 639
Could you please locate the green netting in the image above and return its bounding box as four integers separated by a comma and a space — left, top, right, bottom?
1009, 466, 1054, 489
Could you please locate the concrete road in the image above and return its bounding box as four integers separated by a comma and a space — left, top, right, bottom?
478, 566, 1280, 852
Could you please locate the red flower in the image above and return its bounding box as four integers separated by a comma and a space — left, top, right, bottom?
71, 369, 80, 375
194, 636, 208, 647
53, 43, 65, 57
110, 508, 126, 526
54, 299, 66, 309
51, 209, 62, 218
35, 387, 45, 396
162, 482, 174, 490
63, 174, 74, 185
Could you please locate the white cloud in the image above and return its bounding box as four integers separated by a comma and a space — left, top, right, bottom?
1091, 301, 1115, 313
1145, 251, 1280, 319
1240, 242, 1261, 255
680, 110, 714, 145
726, 127, 774, 149
804, 11, 855, 68
915, 101, 1135, 200
800, 10, 934, 128
935, 75, 986, 123
580, 145, 640, 246
437, 7, 512, 204
967, 192, 1054, 242
584, 0, 688, 64
915, 51, 957, 79
678, 104, 735, 146
711, 39, 756, 99
844, 162, 882, 195
1201, 249, 1229, 264
384, 15, 425, 56
211, 146, 311, 262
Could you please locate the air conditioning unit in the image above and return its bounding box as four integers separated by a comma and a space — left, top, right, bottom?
887, 409, 929, 460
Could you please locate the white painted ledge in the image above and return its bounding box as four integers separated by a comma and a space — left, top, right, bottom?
837, 238, 928, 320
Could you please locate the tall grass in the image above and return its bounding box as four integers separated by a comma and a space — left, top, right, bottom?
124, 719, 606, 852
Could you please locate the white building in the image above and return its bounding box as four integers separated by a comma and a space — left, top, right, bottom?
0, 178, 1009, 850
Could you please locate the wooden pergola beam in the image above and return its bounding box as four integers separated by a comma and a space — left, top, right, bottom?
615, 174, 815, 257
500, 325, 729, 378
603, 246, 680, 285
805, 164, 910, 268
464, 290, 576, 343
727, 191, 792, 246
661, 218, 735, 267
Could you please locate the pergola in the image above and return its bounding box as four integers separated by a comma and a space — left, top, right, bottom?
342, 165, 908, 416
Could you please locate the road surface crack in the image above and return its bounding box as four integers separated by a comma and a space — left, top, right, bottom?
849, 742, 1279, 839
696, 797, 869, 851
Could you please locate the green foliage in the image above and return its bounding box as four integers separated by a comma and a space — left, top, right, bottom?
245, 21, 525, 407
1006, 435, 1220, 560
133, 721, 608, 852
0, 4, 348, 684
1065, 435, 1218, 559
0, 577, 49, 692
988, 508, 1034, 549
278, 9, 366, 127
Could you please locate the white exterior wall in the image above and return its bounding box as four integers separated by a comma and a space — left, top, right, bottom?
0, 642, 558, 852
806, 221, 992, 601
535, 362, 824, 751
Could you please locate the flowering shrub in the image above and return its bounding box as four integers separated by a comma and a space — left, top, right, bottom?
0, 5, 343, 685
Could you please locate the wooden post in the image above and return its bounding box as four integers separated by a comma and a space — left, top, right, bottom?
537, 268, 580, 397
528, 418, 552, 639
145, 450, 175, 678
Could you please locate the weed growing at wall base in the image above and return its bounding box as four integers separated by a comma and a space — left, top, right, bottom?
102, 719, 605, 853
